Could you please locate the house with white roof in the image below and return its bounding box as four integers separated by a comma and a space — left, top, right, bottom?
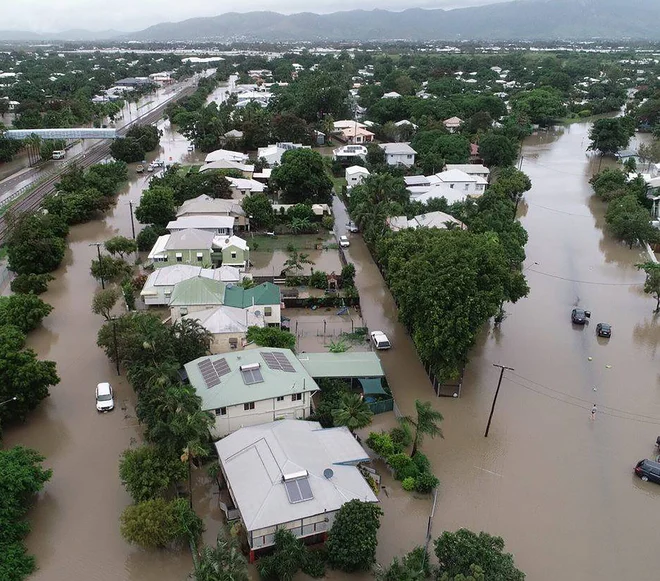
333, 120, 367, 131
177, 195, 246, 227
388, 210, 465, 232
379, 142, 417, 167
214, 419, 377, 560
434, 168, 487, 196
382, 91, 402, 99
183, 306, 264, 353
140, 264, 241, 306
199, 159, 254, 177
332, 121, 374, 145
345, 166, 370, 189
443, 116, 463, 132
213, 235, 250, 269
445, 164, 490, 180
257, 142, 309, 166
227, 177, 266, 198
405, 169, 487, 205
185, 349, 319, 437
167, 215, 236, 236
333, 145, 368, 163
235, 90, 272, 108
205, 149, 249, 164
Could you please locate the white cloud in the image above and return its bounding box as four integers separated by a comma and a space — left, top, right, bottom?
1, 0, 509, 32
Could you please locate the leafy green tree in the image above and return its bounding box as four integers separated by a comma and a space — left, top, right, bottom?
91, 287, 120, 321
246, 326, 296, 350
341, 263, 356, 288
588, 118, 634, 156
434, 529, 525, 581
605, 195, 654, 248
332, 392, 373, 432
402, 400, 444, 457
366, 143, 387, 170
0, 294, 53, 334
478, 134, 518, 168
170, 318, 212, 366
10, 273, 54, 295
194, 534, 249, 581
636, 261, 660, 312
283, 249, 314, 275
377, 546, 430, 581
0, 325, 59, 424
119, 445, 187, 502
326, 500, 383, 572
136, 224, 163, 251
241, 193, 274, 230
510, 88, 565, 126
134, 185, 177, 228
90, 255, 132, 284
6, 212, 68, 275
105, 236, 138, 258
589, 167, 628, 201
271, 149, 333, 204
0, 446, 52, 581
488, 167, 531, 210
110, 137, 145, 163
257, 529, 307, 581
120, 498, 203, 549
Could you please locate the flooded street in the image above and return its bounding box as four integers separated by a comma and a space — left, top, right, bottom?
5, 112, 660, 581
343, 122, 660, 578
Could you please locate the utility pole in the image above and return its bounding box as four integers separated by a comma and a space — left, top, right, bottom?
484, 363, 514, 438
110, 317, 120, 376
128, 200, 136, 240
89, 242, 105, 289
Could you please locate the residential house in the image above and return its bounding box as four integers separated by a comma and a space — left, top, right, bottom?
205, 149, 249, 164
332, 145, 368, 163
140, 264, 241, 306
213, 419, 377, 560
345, 166, 370, 189
257, 142, 309, 166
333, 120, 367, 131
167, 215, 236, 236
235, 90, 272, 108
445, 164, 490, 180
184, 349, 319, 437
382, 91, 402, 99
434, 168, 487, 196
169, 276, 226, 321
272, 204, 331, 217
469, 143, 482, 164
395, 119, 418, 130
224, 129, 244, 140
183, 305, 264, 353
213, 235, 250, 269
223, 282, 282, 326
148, 228, 216, 268
176, 195, 248, 229
227, 177, 266, 198
332, 121, 374, 144
389, 210, 465, 232
115, 77, 154, 88
199, 159, 254, 177
443, 116, 463, 132
379, 143, 417, 167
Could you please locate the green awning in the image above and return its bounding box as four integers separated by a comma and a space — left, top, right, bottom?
358, 378, 388, 396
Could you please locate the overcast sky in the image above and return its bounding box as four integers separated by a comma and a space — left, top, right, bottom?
2, 0, 510, 32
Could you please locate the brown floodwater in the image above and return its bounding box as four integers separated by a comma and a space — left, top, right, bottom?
6, 116, 660, 581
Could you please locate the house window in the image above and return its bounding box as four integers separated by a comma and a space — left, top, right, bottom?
449, 184, 454, 189
407, 154, 412, 159
175, 252, 183, 262
464, 183, 470, 190
264, 307, 272, 317
231, 251, 237, 259
292, 393, 302, 402
215, 407, 227, 416
244, 402, 255, 411
197, 252, 204, 262
180, 307, 188, 315
276, 396, 284, 401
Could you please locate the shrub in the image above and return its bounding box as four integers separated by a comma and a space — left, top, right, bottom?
10, 273, 54, 295
366, 432, 397, 458
415, 471, 439, 493
321, 215, 335, 230
309, 270, 328, 289
390, 423, 413, 449
412, 452, 431, 474
136, 225, 161, 251
387, 453, 420, 481
302, 549, 327, 578
340, 263, 355, 288
402, 477, 416, 491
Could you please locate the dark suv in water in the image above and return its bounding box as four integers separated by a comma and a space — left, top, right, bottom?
634, 459, 660, 484
571, 308, 591, 324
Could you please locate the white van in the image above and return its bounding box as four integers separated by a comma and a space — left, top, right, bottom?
95, 382, 115, 412
52, 150, 66, 160
370, 331, 391, 350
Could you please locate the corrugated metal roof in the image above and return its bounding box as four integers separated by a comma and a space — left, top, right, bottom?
296, 352, 385, 378
223, 282, 280, 309
165, 228, 215, 250
169, 276, 225, 307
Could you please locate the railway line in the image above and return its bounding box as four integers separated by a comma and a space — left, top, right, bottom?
0, 83, 195, 243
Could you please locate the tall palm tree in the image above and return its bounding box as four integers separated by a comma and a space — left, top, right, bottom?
283, 249, 314, 275
332, 392, 373, 432
402, 399, 444, 457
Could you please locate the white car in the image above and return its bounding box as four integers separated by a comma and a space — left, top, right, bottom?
95, 382, 115, 412
370, 331, 391, 350
347, 222, 359, 233
339, 235, 350, 248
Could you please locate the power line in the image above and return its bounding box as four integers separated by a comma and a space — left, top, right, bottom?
525, 268, 643, 286
526, 201, 593, 218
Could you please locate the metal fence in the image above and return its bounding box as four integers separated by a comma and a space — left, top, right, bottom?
367, 398, 394, 415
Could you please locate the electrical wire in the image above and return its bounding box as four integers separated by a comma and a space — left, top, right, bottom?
524, 268, 644, 286
526, 201, 594, 218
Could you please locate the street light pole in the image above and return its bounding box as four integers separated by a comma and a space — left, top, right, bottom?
89, 242, 105, 289
110, 317, 120, 376
128, 200, 136, 240
484, 363, 514, 438
0, 396, 18, 407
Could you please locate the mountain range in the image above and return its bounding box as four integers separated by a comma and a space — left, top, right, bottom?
1, 0, 659, 42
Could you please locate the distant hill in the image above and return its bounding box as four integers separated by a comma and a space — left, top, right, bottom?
128, 0, 660, 42
2, 0, 660, 43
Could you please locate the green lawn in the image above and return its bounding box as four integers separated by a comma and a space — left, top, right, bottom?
249, 233, 332, 252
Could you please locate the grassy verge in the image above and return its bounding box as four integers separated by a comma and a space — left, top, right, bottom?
250, 233, 331, 251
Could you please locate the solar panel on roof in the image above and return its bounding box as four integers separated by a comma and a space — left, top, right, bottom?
213, 358, 231, 377
198, 358, 221, 388
273, 352, 295, 372
284, 477, 314, 504
261, 352, 279, 370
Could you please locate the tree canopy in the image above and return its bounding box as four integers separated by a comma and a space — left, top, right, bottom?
588, 117, 635, 155
270, 149, 333, 204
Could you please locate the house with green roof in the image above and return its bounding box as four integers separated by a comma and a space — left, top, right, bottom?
169, 276, 226, 321
224, 282, 281, 326
184, 348, 319, 437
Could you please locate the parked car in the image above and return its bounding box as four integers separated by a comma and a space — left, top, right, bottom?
596, 322, 612, 338
187, 144, 194, 152
95, 382, 115, 412
347, 221, 359, 233
339, 235, 350, 248
634, 459, 660, 483
571, 308, 591, 324
136, 164, 144, 173
370, 331, 391, 350
147, 163, 155, 172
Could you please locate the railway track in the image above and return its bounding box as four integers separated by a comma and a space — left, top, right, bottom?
0, 83, 195, 243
